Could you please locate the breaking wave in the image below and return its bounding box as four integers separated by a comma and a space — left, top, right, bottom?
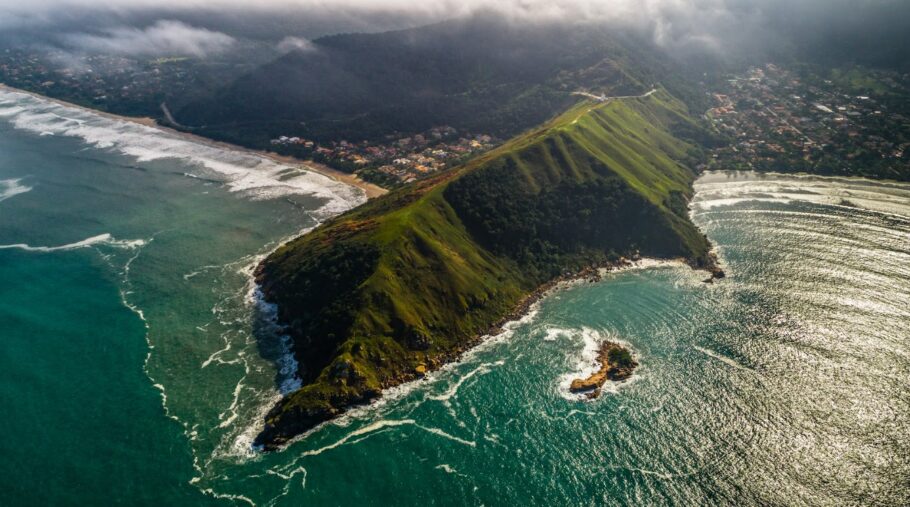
0, 233, 146, 253
547, 326, 638, 400
0, 178, 32, 203
692, 171, 910, 220
0, 88, 365, 216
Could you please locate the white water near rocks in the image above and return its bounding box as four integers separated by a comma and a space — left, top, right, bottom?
2, 86, 908, 507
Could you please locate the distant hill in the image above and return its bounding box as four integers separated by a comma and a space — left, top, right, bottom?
252, 88, 718, 449
176, 15, 696, 149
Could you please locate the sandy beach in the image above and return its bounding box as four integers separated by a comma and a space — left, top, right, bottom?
0, 83, 388, 199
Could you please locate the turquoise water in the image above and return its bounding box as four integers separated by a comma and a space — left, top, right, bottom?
1, 90, 909, 506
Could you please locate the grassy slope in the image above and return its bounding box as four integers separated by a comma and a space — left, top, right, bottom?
254, 89, 712, 448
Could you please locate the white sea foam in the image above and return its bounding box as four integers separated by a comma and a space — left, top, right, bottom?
199, 488, 256, 507
269, 416, 476, 489
0, 178, 32, 203
543, 326, 571, 342
297, 419, 416, 458
428, 360, 504, 403
553, 327, 637, 401
217, 378, 247, 429
416, 424, 477, 447
0, 233, 147, 253
693, 171, 910, 220
249, 286, 302, 395
435, 464, 459, 474
201, 341, 233, 369
0, 88, 366, 217
266, 465, 309, 498
693, 345, 751, 371
220, 389, 283, 462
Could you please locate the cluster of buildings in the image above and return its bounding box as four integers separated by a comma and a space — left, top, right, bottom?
705, 64, 909, 176
0, 49, 199, 113
271, 127, 497, 184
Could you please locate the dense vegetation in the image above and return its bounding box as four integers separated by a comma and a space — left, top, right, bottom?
253, 89, 715, 449
175, 15, 700, 152
608, 347, 636, 369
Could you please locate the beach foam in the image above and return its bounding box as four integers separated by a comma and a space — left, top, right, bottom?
0, 88, 365, 217
249, 286, 303, 395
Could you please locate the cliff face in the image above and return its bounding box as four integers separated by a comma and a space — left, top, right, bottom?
254, 90, 714, 450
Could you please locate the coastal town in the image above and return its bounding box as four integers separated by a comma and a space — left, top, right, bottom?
0, 48, 500, 187
270, 126, 498, 186
0, 48, 248, 117
705, 64, 910, 179
5, 47, 908, 185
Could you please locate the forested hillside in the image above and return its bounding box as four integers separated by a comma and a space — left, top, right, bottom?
176, 15, 699, 149
253, 89, 718, 449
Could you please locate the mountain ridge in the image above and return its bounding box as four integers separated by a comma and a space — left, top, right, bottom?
175, 15, 699, 150
252, 88, 719, 450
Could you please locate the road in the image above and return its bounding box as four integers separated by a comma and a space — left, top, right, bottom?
571, 88, 658, 103
160, 102, 182, 128
568, 88, 658, 124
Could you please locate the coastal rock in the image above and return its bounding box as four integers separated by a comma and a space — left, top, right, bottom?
569, 341, 638, 399
405, 329, 432, 350
252, 92, 716, 450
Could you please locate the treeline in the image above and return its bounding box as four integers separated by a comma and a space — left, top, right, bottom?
445, 157, 681, 281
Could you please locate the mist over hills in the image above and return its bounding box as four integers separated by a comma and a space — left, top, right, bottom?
174, 15, 692, 146
2, 1, 907, 150
1, 0, 908, 467
2, 0, 909, 64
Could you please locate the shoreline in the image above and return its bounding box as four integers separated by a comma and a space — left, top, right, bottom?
258, 253, 723, 451
0, 83, 388, 200
420, 253, 723, 376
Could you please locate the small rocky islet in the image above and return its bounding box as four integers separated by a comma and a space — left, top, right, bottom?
253, 93, 724, 450
569, 341, 639, 399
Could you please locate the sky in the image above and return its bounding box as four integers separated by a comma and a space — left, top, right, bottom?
0, 0, 907, 64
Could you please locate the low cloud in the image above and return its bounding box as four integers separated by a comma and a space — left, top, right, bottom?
276, 36, 316, 54
63, 20, 235, 58
0, 0, 907, 64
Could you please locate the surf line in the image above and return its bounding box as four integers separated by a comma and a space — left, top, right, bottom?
0, 233, 146, 253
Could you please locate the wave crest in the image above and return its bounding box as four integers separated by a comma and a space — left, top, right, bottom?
0, 233, 146, 253
0, 88, 365, 217
0, 178, 32, 203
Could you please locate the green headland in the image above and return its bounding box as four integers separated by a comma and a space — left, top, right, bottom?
253, 89, 721, 449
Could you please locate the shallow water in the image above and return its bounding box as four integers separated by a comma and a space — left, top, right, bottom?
1, 89, 908, 506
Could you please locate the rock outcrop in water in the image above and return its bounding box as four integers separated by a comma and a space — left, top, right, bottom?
253, 90, 721, 451
570, 342, 638, 399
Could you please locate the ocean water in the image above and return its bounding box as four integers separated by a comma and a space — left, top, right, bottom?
1, 89, 909, 506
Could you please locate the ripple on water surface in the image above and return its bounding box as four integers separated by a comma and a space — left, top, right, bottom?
5, 107, 907, 507
187, 172, 910, 506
